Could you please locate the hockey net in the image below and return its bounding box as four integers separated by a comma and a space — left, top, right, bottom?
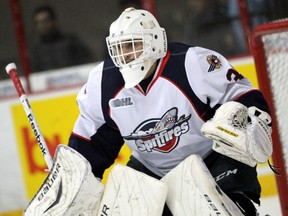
250, 20, 288, 216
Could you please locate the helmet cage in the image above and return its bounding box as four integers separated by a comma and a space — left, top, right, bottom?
105, 8, 167, 88
106, 32, 153, 68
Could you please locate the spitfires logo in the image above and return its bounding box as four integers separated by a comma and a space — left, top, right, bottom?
123, 108, 191, 153
207, 54, 222, 72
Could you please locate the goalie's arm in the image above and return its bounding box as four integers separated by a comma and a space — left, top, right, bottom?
201, 90, 271, 126
234, 90, 271, 120
68, 123, 124, 179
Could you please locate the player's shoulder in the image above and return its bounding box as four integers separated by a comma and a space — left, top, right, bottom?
168, 42, 191, 55
190, 46, 230, 64
102, 58, 125, 88
168, 42, 215, 54
184, 45, 231, 73
89, 58, 123, 82
168, 43, 223, 62
87, 58, 124, 95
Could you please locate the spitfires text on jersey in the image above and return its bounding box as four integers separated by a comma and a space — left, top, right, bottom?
124, 108, 191, 153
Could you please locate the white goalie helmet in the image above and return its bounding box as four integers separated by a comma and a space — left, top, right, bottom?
106, 7, 167, 88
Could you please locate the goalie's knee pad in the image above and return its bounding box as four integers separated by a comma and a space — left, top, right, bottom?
24, 145, 105, 216
97, 164, 168, 216
161, 154, 244, 216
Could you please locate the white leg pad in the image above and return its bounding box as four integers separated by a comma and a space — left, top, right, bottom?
97, 164, 168, 216
161, 154, 244, 216
24, 145, 105, 216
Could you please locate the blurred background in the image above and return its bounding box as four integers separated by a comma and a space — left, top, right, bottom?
1, 0, 288, 216
1, 0, 288, 81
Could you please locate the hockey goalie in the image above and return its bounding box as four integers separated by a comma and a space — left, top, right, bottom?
24, 100, 272, 215
24, 101, 273, 215
23, 7, 273, 216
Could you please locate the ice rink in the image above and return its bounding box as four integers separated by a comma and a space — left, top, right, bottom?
257, 195, 282, 215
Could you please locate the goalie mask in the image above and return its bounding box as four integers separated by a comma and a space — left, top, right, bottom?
106, 7, 167, 88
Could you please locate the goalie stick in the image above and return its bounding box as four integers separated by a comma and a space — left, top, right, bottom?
5, 63, 53, 170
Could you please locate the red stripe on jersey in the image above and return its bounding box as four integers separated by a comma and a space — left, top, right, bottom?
147, 51, 171, 94
160, 75, 205, 121
233, 89, 259, 101
72, 132, 91, 141
135, 51, 171, 95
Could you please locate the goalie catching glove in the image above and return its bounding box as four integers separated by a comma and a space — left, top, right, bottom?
201, 101, 273, 167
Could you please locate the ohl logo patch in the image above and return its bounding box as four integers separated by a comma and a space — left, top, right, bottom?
123, 107, 191, 153
207, 54, 222, 72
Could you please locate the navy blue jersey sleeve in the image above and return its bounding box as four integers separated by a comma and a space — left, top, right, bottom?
235, 90, 271, 114
68, 123, 124, 179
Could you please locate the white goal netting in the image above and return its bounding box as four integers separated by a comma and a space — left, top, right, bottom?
262, 32, 288, 178
251, 18, 288, 216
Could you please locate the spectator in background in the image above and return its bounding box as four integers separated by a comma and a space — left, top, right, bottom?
30, 5, 94, 72
119, 0, 142, 10
227, 0, 273, 54
182, 0, 239, 56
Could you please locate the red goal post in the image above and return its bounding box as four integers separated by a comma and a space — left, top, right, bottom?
250, 20, 288, 216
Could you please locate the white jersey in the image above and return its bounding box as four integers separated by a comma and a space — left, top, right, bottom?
72, 43, 258, 177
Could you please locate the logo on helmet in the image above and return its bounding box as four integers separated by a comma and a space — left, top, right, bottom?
162, 29, 167, 53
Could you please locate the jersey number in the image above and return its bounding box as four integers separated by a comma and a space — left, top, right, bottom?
226, 69, 244, 81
